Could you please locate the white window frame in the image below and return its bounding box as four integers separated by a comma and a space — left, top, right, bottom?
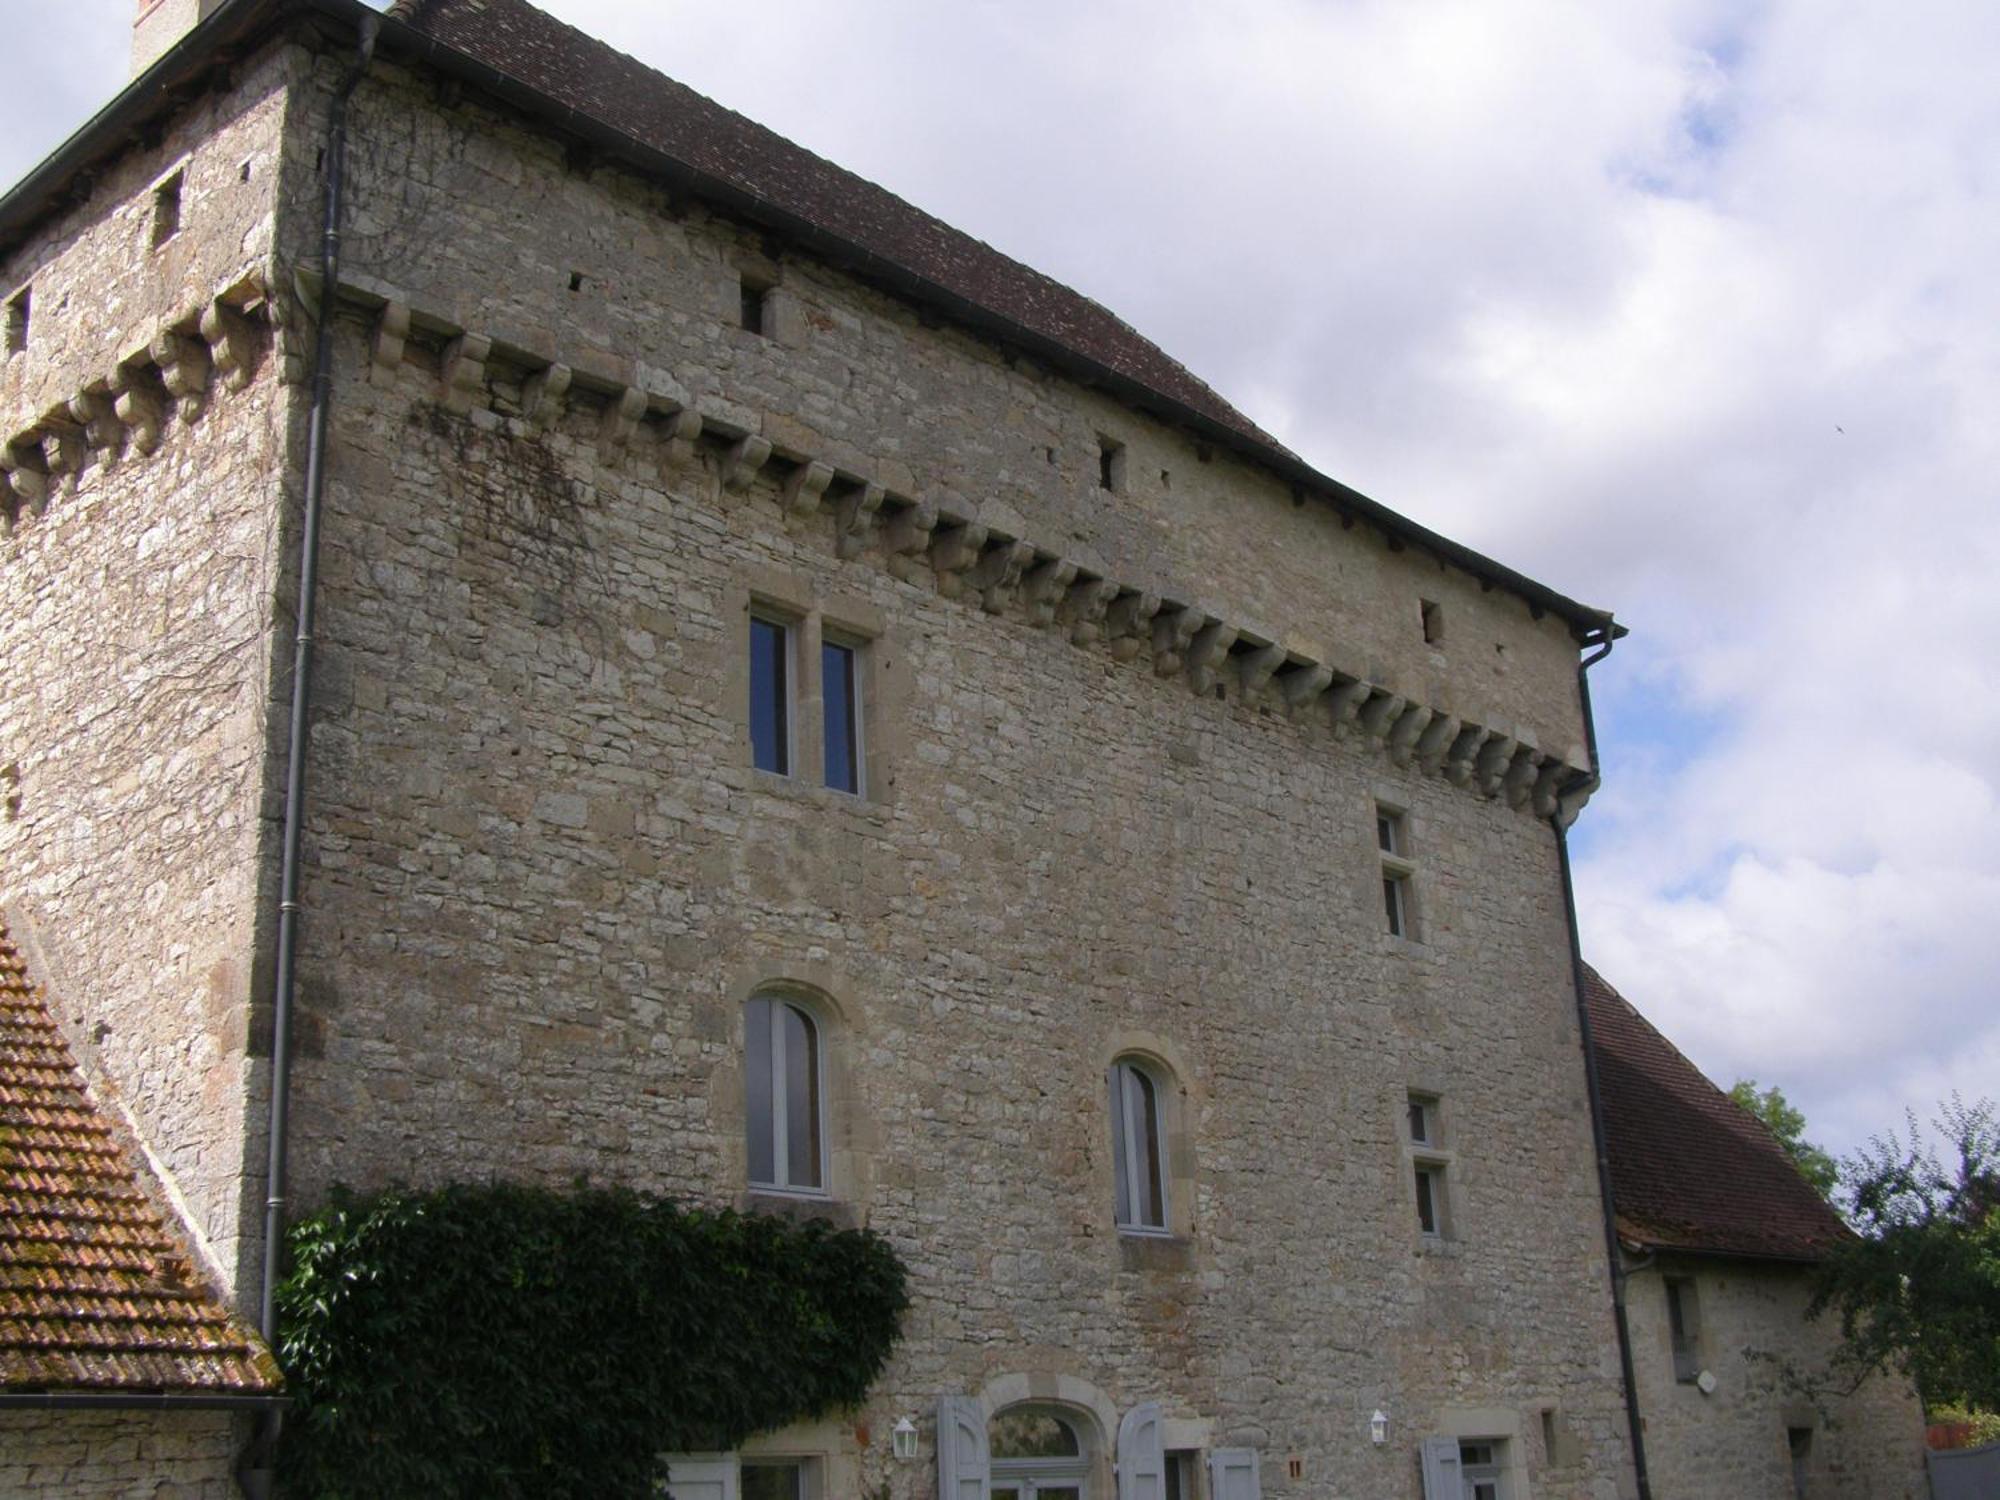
745, 994, 829, 1197
1111, 1058, 1171, 1235
1377, 803, 1418, 941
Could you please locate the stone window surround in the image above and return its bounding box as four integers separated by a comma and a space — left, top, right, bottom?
1427, 1407, 1536, 1500
965, 1372, 1215, 1500
1402, 1083, 1458, 1249
1374, 793, 1424, 950
730, 569, 892, 807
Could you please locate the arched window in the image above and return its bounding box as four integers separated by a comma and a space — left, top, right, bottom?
1110, 1058, 1168, 1232
991, 1404, 1091, 1498
745, 995, 825, 1193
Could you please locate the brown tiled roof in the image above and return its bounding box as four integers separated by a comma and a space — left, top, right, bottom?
0, 921, 280, 1394
387, 0, 1283, 450
1586, 963, 1849, 1262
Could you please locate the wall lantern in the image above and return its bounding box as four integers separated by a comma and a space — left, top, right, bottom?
892, 1416, 920, 1461
1370, 1410, 1389, 1446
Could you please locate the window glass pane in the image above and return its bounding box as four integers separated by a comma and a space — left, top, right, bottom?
1416, 1166, 1438, 1234
746, 998, 774, 1185
1377, 813, 1397, 852
742, 1463, 803, 1500
750, 616, 789, 774
822, 640, 859, 793
784, 1004, 821, 1189
1111, 1068, 1132, 1224
990, 1409, 1081, 1457
1384, 876, 1416, 936
1408, 1099, 1429, 1144
1136, 1067, 1165, 1227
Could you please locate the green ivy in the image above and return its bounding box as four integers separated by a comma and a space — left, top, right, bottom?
275, 1182, 909, 1499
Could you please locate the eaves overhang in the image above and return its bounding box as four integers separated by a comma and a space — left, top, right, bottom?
0, 0, 1626, 646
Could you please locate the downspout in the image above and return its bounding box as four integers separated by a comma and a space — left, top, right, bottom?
241, 19, 380, 1496
1553, 625, 1654, 1500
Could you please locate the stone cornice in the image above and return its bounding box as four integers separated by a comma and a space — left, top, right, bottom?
0, 268, 1598, 825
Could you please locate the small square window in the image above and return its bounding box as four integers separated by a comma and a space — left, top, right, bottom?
742, 1459, 809, 1500
152, 169, 184, 248
740, 276, 771, 335
749, 613, 793, 775
5, 286, 29, 356
821, 636, 864, 795
1165, 1452, 1199, 1500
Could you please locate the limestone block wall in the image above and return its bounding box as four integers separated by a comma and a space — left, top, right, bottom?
271, 289, 1630, 1495
0, 47, 302, 1297
1627, 1257, 1927, 1500
0, 1409, 244, 1499
295, 54, 1597, 772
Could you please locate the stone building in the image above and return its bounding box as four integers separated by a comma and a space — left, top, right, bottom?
0, 0, 1899, 1496
1584, 967, 1928, 1499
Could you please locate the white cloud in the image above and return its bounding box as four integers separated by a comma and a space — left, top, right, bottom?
5, 0, 1995, 1162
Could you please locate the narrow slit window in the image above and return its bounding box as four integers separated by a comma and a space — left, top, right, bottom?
1408, 1096, 1433, 1147
5, 287, 28, 356
740, 277, 770, 335
1384, 874, 1411, 937
822, 637, 863, 795
749, 614, 792, 775
1421, 598, 1444, 646
152, 170, 184, 248
1667, 1278, 1701, 1382
1415, 1164, 1443, 1235
1111, 1058, 1169, 1231
1098, 435, 1126, 492
1377, 803, 1416, 940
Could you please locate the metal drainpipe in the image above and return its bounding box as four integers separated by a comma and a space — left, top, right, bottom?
1554, 626, 1654, 1500
243, 22, 380, 1490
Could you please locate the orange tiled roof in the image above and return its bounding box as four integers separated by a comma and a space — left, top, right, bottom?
0, 922, 280, 1394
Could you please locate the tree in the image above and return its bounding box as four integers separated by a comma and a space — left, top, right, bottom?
1810, 1095, 2000, 1409
1730, 1078, 1840, 1198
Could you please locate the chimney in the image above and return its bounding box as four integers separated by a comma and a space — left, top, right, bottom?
131, 0, 229, 78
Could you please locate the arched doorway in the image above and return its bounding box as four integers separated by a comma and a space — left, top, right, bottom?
989, 1404, 1092, 1499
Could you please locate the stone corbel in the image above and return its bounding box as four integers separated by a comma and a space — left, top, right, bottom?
598, 387, 648, 452
370, 301, 410, 388
1386, 704, 1433, 765
1058, 577, 1119, 645
0, 439, 49, 518
1416, 714, 1462, 775
662, 408, 703, 466
111, 364, 167, 456
522, 362, 572, 432
1237, 641, 1289, 698
782, 460, 835, 518
37, 410, 86, 491
1327, 678, 1373, 733
1279, 662, 1333, 714
834, 482, 885, 558
1474, 734, 1517, 797
200, 298, 256, 394
968, 539, 1035, 614
928, 521, 989, 599
1103, 590, 1161, 662
69, 385, 123, 465
1185, 620, 1239, 695
1151, 605, 1205, 676
1502, 746, 1544, 809
1531, 759, 1569, 819
151, 329, 210, 421
440, 332, 492, 415
1356, 691, 1406, 742
1019, 556, 1078, 627
721, 434, 773, 491
883, 498, 938, 585
1556, 770, 1598, 829
1444, 726, 1489, 787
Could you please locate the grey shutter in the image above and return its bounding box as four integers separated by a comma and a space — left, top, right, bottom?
1419, 1436, 1463, 1499
1208, 1447, 1260, 1500
1117, 1401, 1166, 1500
937, 1394, 989, 1500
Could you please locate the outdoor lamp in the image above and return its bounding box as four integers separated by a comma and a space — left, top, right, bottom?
1370, 1410, 1389, 1446
893, 1416, 920, 1461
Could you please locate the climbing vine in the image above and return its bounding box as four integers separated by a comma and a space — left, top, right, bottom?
276, 1182, 908, 1499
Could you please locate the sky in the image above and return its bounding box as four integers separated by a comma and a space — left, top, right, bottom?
5, 0, 1995, 1163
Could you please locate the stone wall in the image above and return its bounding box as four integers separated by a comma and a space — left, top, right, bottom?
0, 1409, 245, 1499
0, 44, 301, 1298
1627, 1256, 1927, 1499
